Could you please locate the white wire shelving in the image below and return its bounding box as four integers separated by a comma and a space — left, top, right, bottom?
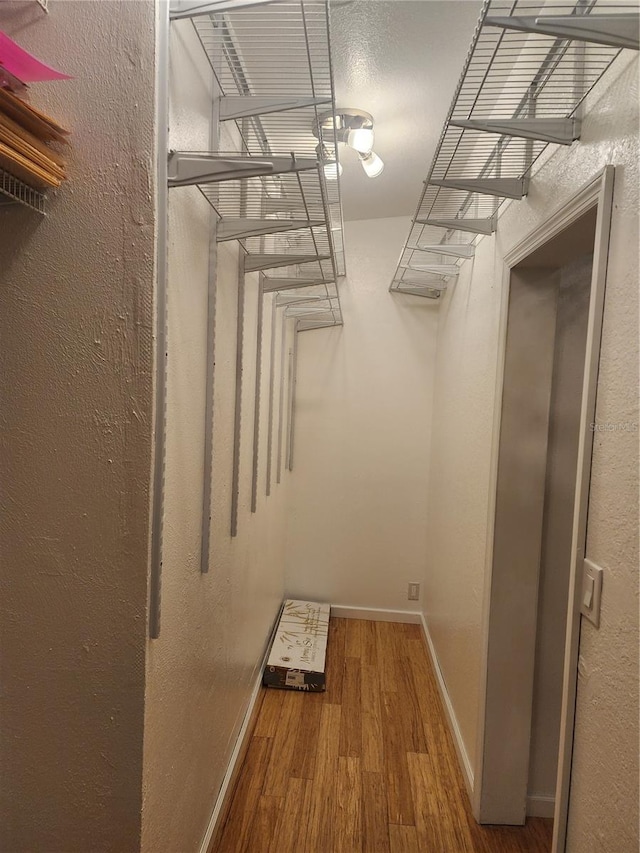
0, 167, 47, 213
390, 0, 639, 299
169, 0, 345, 331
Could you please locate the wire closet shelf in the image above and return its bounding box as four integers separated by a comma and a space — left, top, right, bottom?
390, 0, 638, 300
170, 0, 345, 331
0, 167, 46, 213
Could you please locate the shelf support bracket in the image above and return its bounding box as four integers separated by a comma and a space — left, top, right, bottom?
262, 277, 335, 292
167, 152, 318, 187
430, 177, 526, 200
286, 304, 334, 316
220, 95, 332, 121
170, 0, 279, 20
392, 284, 442, 299
450, 118, 580, 146
486, 14, 639, 50
217, 218, 324, 242
416, 217, 496, 235
276, 294, 326, 306
409, 243, 476, 258
244, 254, 330, 273
402, 264, 460, 277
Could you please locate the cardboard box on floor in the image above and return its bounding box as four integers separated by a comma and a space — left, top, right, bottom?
263, 599, 330, 692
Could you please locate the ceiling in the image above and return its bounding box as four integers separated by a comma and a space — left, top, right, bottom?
330, 0, 483, 221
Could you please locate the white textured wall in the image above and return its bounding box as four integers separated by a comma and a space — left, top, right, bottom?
422, 233, 500, 769
141, 21, 292, 853
425, 52, 639, 851
285, 217, 438, 611
0, 2, 156, 850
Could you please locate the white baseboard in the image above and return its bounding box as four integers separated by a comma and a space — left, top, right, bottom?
197, 607, 283, 853
330, 605, 422, 624
527, 795, 555, 819
419, 614, 475, 799
197, 670, 263, 853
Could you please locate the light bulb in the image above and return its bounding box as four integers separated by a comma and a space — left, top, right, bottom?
359, 151, 384, 178
347, 127, 374, 154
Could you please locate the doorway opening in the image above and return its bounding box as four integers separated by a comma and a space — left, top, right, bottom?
474, 168, 614, 853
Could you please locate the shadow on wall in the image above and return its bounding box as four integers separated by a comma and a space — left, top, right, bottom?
0, 209, 47, 275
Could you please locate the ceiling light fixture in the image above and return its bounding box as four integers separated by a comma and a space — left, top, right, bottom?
358, 150, 384, 178
313, 108, 384, 179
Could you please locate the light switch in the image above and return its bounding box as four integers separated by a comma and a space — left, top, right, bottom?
581, 558, 604, 628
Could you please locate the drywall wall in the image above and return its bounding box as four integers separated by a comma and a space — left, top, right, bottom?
141, 21, 293, 853
0, 2, 156, 850
422, 232, 499, 771
425, 51, 639, 851
285, 216, 438, 611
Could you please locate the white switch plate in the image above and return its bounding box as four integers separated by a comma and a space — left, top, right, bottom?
581, 558, 603, 628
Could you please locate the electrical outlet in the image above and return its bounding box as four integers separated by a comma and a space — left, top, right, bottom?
408, 582, 420, 601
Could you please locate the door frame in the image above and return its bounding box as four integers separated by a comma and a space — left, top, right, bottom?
472, 165, 615, 852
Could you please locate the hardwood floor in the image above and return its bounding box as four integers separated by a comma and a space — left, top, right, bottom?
214, 618, 553, 852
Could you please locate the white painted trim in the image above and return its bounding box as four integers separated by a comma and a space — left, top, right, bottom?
330, 605, 421, 624
197, 667, 263, 853
419, 614, 475, 799
527, 795, 556, 819
472, 244, 512, 820
197, 605, 284, 853
504, 167, 612, 267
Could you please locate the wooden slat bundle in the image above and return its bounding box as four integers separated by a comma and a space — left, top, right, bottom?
0, 87, 69, 189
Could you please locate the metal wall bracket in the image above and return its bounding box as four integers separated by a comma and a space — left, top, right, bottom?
416, 217, 496, 235
262, 276, 333, 292
486, 13, 640, 50
167, 152, 319, 187
245, 254, 330, 273
430, 177, 526, 200
220, 95, 332, 121
297, 319, 343, 331
276, 294, 325, 306
450, 117, 581, 146
286, 305, 334, 317
410, 243, 476, 258
170, 0, 279, 21
392, 284, 442, 299
217, 218, 324, 242
403, 264, 460, 277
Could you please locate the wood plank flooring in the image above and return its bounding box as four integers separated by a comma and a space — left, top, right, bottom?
214, 618, 553, 853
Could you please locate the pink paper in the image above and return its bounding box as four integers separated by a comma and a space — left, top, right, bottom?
0, 31, 71, 83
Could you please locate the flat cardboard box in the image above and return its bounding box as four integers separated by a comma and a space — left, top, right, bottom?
263, 599, 330, 692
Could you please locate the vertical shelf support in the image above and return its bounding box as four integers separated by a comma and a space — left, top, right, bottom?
250, 278, 265, 513
230, 255, 246, 538
150, 0, 170, 639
